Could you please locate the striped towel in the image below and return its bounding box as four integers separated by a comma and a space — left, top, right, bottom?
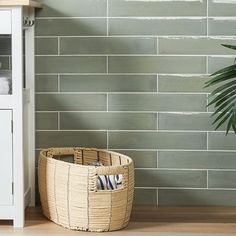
89, 161, 123, 190
97, 174, 123, 190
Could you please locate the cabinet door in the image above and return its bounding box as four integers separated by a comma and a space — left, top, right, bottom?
0, 110, 12, 205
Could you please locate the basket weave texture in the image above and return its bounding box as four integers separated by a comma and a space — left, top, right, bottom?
38, 147, 134, 232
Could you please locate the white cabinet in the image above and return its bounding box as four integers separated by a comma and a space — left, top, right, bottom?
0, 110, 12, 206
0, 1, 41, 227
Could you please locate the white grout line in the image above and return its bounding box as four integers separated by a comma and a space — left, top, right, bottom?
107, 131, 109, 149
57, 37, 60, 55
207, 169, 209, 189
36, 129, 215, 133
35, 91, 211, 95
156, 150, 159, 168
35, 111, 215, 114
35, 54, 236, 57
35, 147, 236, 153
107, 0, 109, 36
35, 73, 208, 76
156, 37, 159, 55
206, 0, 209, 36
57, 74, 60, 92
136, 168, 207, 171
135, 187, 236, 191
57, 112, 60, 130
156, 74, 158, 92
35, 35, 236, 39
35, 16, 209, 20
106, 56, 109, 73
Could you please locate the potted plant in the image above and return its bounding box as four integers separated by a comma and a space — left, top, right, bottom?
205, 44, 236, 135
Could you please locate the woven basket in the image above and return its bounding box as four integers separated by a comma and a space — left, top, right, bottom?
38, 147, 134, 232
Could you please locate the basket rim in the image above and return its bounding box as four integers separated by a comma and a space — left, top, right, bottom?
39, 147, 133, 169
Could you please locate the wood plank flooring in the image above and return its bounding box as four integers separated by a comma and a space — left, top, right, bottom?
1, 207, 236, 235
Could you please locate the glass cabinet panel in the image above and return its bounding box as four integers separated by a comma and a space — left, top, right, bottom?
0, 35, 12, 95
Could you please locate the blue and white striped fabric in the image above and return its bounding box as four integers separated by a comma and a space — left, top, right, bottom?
89, 161, 123, 190
97, 174, 123, 190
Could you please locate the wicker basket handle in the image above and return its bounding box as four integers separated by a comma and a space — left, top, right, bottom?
46, 147, 77, 157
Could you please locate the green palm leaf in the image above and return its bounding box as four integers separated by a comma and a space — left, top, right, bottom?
206, 45, 236, 135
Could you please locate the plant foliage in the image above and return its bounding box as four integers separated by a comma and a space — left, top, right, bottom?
205, 44, 236, 135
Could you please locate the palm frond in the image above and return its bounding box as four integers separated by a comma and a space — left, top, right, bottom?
206, 46, 236, 135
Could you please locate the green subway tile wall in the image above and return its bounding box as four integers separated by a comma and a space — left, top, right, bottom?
23, 0, 236, 206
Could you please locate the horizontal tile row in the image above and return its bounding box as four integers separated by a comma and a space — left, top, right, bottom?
36, 112, 157, 130
135, 169, 207, 188
36, 74, 211, 93
135, 189, 236, 206
36, 55, 236, 74
36, 56, 207, 74
158, 113, 219, 131
35, 37, 236, 56
159, 37, 236, 55
36, 131, 207, 150
36, 131, 236, 150
36, 0, 236, 17
136, 170, 236, 188
36, 74, 158, 92
35, 18, 236, 36
158, 151, 236, 169
36, 112, 225, 131
36, 94, 207, 112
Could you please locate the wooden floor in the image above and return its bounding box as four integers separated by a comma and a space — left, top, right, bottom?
1, 207, 236, 235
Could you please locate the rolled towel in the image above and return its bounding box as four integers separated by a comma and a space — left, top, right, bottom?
89, 161, 123, 190
98, 174, 123, 190
0, 76, 11, 94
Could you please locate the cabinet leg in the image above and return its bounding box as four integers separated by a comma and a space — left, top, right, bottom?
13, 215, 24, 228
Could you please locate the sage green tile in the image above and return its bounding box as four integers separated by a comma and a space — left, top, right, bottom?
158, 75, 210, 93
109, 18, 207, 36
35, 18, 106, 36
134, 189, 157, 205
36, 112, 58, 130
109, 0, 206, 17
35, 37, 58, 55
159, 189, 236, 206
36, 94, 106, 111
36, 131, 107, 148
158, 151, 236, 169
209, 171, 236, 188
0, 56, 10, 70
60, 112, 157, 130
109, 56, 206, 74
109, 132, 207, 150
112, 150, 157, 168
158, 113, 222, 131
35, 75, 58, 92
36, 56, 106, 73
209, 18, 236, 36
209, 132, 236, 150
36, 0, 106, 17
208, 56, 235, 74
136, 170, 207, 188
60, 37, 157, 55
109, 94, 207, 112
60, 75, 157, 92
209, 0, 236, 16
0, 37, 11, 55
159, 37, 236, 55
